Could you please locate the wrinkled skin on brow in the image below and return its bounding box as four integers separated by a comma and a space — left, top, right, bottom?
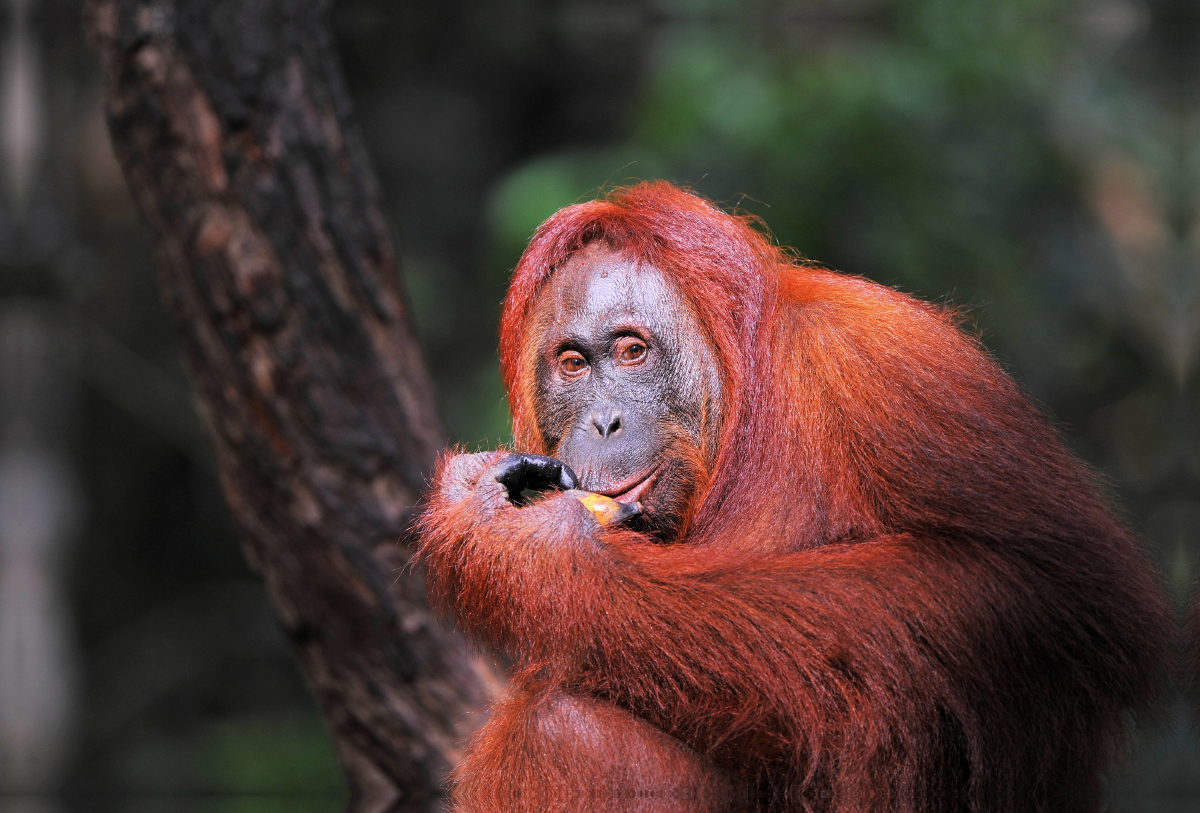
522, 243, 723, 539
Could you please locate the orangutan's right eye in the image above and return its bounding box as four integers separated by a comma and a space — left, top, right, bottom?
558, 351, 588, 377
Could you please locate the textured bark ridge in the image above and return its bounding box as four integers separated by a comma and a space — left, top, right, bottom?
84, 1, 500, 809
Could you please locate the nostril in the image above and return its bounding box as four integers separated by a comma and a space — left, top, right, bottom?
591, 412, 623, 439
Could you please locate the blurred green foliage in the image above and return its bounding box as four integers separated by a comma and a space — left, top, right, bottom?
105, 714, 343, 802
195, 717, 342, 795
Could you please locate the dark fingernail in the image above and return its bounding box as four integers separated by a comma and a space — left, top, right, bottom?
558, 463, 579, 490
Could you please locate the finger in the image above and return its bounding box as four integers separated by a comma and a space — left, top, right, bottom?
493, 454, 578, 502
558, 461, 579, 490
492, 454, 532, 502
493, 454, 551, 500
522, 454, 579, 491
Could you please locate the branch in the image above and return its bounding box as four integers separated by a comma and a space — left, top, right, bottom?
84, 2, 499, 809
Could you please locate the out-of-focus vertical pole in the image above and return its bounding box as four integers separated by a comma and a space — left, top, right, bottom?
0, 0, 82, 798
0, 310, 82, 795
1, 0, 40, 212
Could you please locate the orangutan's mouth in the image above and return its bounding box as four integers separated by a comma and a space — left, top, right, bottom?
598, 467, 660, 506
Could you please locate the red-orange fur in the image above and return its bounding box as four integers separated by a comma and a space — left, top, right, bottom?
419, 182, 1171, 812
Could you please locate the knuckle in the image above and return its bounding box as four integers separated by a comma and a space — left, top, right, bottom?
439, 452, 494, 487
435, 451, 510, 505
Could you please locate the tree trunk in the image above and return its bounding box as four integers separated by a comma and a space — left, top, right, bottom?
83, 1, 500, 810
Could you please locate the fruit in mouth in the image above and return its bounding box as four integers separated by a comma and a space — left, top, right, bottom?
572, 491, 641, 526
572, 468, 659, 526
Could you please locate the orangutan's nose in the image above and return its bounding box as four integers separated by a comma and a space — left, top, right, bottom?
589, 407, 623, 439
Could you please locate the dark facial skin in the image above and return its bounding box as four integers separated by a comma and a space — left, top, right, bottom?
523, 243, 722, 539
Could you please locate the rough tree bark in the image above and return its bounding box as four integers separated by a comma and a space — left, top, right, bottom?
84, 1, 501, 810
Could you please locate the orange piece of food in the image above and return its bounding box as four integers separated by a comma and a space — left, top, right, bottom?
573, 491, 641, 527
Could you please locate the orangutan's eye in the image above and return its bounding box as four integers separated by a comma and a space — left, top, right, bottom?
615, 338, 648, 365
558, 351, 588, 376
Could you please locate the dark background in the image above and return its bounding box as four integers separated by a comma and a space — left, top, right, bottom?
0, 0, 1196, 810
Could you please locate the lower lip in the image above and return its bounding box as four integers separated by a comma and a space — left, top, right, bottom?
611, 469, 659, 505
